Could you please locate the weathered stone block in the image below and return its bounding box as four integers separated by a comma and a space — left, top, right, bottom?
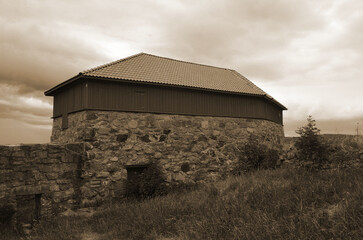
86, 112, 98, 120
98, 127, 111, 135
90, 180, 101, 188
139, 135, 151, 142
64, 188, 74, 196
42, 158, 59, 164
97, 171, 110, 178
173, 172, 186, 182
116, 134, 128, 142
53, 191, 63, 201
49, 184, 60, 192
46, 173, 59, 180
201, 120, 209, 129
110, 172, 123, 181
144, 147, 154, 155
128, 120, 138, 128
13, 151, 26, 157
81, 186, 97, 199
37, 151, 48, 158
12, 160, 24, 165
154, 152, 162, 159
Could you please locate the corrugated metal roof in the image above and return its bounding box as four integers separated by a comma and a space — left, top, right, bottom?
45, 53, 286, 109
82, 53, 266, 96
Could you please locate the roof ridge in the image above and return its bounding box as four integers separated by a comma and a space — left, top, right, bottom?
140, 53, 234, 71
81, 52, 145, 74
82, 52, 234, 74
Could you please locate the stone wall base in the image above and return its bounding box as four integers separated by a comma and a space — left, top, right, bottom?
51, 110, 284, 204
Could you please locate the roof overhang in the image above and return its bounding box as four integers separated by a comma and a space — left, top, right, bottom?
44, 73, 83, 96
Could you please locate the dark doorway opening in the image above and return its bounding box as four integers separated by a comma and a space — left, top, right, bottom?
16, 194, 42, 227
126, 165, 148, 182
125, 165, 149, 198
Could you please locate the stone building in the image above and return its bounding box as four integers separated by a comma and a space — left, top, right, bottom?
1, 53, 286, 229
44, 53, 287, 203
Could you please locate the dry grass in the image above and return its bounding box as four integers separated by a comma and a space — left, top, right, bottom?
3, 167, 362, 240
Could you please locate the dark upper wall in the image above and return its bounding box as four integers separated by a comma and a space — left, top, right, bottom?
52, 78, 283, 124
53, 81, 87, 117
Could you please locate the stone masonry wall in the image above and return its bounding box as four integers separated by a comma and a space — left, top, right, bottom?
51, 110, 284, 205
0, 143, 85, 228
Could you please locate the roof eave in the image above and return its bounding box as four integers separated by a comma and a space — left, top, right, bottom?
263, 94, 287, 110
44, 73, 83, 96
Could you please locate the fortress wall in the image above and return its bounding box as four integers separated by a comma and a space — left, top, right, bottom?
51, 110, 284, 203
0, 143, 85, 229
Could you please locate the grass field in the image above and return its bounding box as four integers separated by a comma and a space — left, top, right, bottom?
4, 166, 362, 240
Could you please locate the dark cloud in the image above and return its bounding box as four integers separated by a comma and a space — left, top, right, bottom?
0, 22, 107, 93
146, 0, 327, 80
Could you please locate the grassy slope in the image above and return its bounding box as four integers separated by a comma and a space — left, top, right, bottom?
4, 167, 363, 240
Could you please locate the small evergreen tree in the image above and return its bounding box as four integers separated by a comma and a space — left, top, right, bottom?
295, 116, 329, 169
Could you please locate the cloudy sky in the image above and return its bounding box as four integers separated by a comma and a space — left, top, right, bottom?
0, 0, 362, 144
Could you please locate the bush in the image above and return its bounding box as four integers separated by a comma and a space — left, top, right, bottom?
234, 134, 280, 174
328, 145, 349, 165
295, 116, 330, 169
126, 161, 167, 200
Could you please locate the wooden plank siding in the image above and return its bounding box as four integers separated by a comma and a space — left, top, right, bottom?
53, 81, 87, 117
53, 79, 283, 124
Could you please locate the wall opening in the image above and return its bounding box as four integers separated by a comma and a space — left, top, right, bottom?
126, 165, 148, 182
16, 194, 42, 228
125, 165, 149, 198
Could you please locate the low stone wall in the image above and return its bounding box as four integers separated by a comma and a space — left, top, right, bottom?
51, 110, 284, 203
0, 143, 85, 229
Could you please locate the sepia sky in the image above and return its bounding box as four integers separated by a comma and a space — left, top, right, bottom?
0, 0, 362, 144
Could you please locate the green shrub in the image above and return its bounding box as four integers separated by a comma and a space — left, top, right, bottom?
234, 134, 280, 174
295, 116, 330, 169
126, 161, 167, 200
